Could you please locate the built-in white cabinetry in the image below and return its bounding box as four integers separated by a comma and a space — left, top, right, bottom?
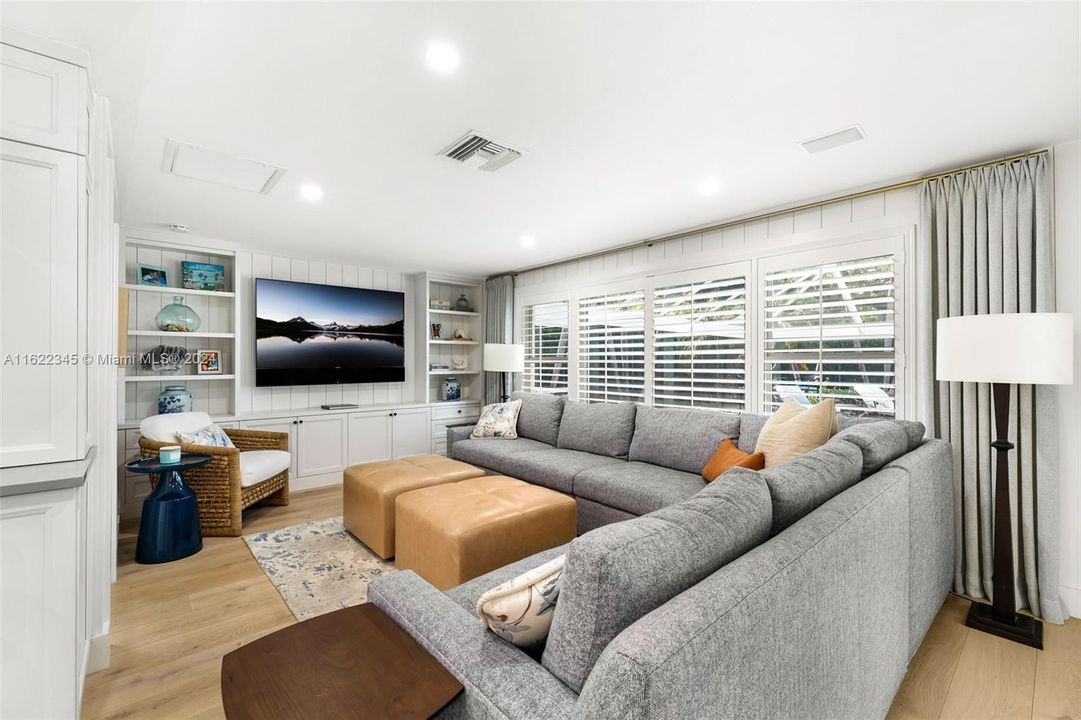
295, 414, 348, 478
0, 139, 86, 467
0, 43, 86, 155
1, 28, 115, 718
431, 402, 482, 456
391, 407, 432, 458
347, 411, 394, 464
0, 484, 83, 720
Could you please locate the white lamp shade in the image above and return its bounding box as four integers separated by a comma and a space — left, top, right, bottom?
936, 313, 1074, 385
483, 343, 525, 373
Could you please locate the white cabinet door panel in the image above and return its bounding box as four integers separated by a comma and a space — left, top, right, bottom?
391, 408, 431, 458
295, 414, 347, 477
0, 45, 82, 154
0, 141, 82, 467
347, 412, 391, 465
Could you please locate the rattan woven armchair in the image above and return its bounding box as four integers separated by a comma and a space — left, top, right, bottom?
139, 428, 289, 537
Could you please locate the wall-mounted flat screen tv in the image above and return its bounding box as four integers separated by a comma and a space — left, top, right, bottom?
255, 278, 405, 386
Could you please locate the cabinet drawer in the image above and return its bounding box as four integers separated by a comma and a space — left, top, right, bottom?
431, 403, 481, 421
0, 45, 84, 154
431, 416, 480, 439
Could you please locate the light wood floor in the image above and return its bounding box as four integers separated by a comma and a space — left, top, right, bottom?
83, 487, 1080, 719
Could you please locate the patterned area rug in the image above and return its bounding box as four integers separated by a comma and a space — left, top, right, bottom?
243, 516, 396, 621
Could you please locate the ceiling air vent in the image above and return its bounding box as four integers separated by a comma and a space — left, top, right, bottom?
437, 131, 522, 172
799, 125, 866, 154
162, 139, 286, 194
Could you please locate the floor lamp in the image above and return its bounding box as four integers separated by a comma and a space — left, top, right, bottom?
483, 343, 524, 402
936, 312, 1074, 649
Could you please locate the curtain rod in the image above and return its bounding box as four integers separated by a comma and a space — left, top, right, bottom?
494, 147, 1048, 279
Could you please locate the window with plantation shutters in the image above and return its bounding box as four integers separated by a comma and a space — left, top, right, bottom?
653, 275, 747, 411
761, 254, 896, 417
521, 301, 569, 394
577, 289, 646, 403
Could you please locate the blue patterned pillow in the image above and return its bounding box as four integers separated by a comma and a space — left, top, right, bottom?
471, 400, 523, 439
177, 424, 235, 448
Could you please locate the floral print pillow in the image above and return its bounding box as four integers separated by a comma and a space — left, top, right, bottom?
177, 424, 235, 448
476, 554, 565, 648
470, 399, 523, 439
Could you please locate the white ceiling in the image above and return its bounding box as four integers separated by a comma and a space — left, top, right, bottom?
3, 2, 1079, 276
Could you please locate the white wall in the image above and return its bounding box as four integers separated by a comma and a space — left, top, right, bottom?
1054, 140, 1081, 618
233, 251, 416, 414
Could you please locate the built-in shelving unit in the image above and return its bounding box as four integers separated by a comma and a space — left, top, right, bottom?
120, 231, 239, 422
413, 272, 485, 404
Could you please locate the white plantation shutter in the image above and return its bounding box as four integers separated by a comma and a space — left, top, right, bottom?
578, 289, 646, 403
521, 301, 569, 394
762, 254, 896, 417
653, 275, 747, 410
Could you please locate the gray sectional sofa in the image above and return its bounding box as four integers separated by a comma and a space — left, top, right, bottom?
368, 393, 954, 720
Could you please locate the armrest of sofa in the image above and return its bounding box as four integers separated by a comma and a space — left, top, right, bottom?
369, 571, 578, 720
446, 423, 476, 454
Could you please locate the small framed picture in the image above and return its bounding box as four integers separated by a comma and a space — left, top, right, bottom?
431, 322, 442, 339
138, 263, 169, 286
181, 261, 226, 292
195, 349, 223, 375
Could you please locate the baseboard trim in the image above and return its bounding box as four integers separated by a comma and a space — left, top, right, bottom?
1060, 584, 1081, 619
87, 631, 110, 673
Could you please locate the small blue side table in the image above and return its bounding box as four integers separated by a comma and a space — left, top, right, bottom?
126, 453, 212, 564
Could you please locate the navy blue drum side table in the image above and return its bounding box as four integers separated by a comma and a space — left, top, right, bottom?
126, 453, 212, 564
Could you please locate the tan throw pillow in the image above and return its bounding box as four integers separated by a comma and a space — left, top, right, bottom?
476, 554, 564, 648
755, 397, 838, 468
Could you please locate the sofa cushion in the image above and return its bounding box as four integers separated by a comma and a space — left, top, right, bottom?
238, 450, 291, 488
574, 461, 707, 516
557, 401, 637, 458
449, 437, 553, 474
495, 449, 623, 494
511, 392, 565, 446
541, 470, 772, 693
702, 438, 764, 481
737, 411, 875, 454
896, 419, 927, 449
730, 436, 863, 534
628, 406, 740, 474
140, 411, 215, 443
834, 421, 915, 475
755, 398, 838, 468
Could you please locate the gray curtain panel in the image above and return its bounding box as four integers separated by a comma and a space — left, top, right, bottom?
484, 274, 515, 404
917, 153, 1064, 623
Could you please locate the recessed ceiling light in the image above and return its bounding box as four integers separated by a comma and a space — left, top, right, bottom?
520, 235, 536, 248
299, 184, 323, 201
697, 176, 722, 197
426, 42, 460, 74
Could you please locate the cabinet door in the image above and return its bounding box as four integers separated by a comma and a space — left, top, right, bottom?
238, 419, 298, 477
0, 45, 83, 154
347, 412, 392, 465
0, 487, 80, 719
391, 408, 432, 459
1, 141, 82, 467
295, 414, 347, 477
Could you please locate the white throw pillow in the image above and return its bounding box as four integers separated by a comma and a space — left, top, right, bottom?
476, 554, 565, 648
176, 424, 236, 449
471, 399, 523, 439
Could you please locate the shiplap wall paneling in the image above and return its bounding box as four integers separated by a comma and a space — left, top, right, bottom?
236, 252, 413, 415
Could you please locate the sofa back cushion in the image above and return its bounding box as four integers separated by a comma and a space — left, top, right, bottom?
628, 406, 740, 474
541, 470, 772, 693
833, 420, 926, 475
556, 400, 637, 458
510, 391, 565, 446
730, 436, 863, 535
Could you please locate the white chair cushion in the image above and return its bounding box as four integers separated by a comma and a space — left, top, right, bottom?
140, 411, 216, 443
239, 450, 291, 488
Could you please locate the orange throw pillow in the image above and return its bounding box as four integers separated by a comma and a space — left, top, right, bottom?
702, 438, 765, 481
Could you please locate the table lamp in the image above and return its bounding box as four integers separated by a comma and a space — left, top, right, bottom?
483, 343, 524, 402
936, 312, 1074, 648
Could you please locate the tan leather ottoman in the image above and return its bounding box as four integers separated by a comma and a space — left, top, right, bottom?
343, 455, 484, 559
395, 476, 577, 590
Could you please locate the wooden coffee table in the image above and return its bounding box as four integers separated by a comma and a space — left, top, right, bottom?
221, 603, 462, 719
